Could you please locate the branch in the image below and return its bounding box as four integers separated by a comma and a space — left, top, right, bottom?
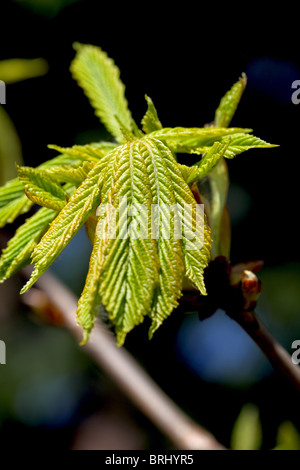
22, 267, 225, 451
194, 257, 300, 394
229, 309, 300, 393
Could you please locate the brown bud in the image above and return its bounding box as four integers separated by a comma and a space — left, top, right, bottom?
241, 270, 262, 311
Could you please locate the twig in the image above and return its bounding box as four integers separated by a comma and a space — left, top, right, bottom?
22, 267, 225, 450
229, 310, 300, 393
195, 257, 300, 394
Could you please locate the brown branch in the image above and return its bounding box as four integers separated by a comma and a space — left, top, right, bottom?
22, 267, 225, 450
229, 309, 300, 393
194, 256, 300, 393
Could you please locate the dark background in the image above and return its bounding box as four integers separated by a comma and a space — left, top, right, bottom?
0, 0, 299, 450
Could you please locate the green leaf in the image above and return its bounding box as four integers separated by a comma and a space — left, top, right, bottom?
141, 95, 163, 134
0, 58, 48, 84
274, 421, 300, 450
179, 141, 229, 185
221, 133, 279, 159
0, 207, 57, 282
231, 403, 262, 450
139, 138, 185, 337
189, 133, 278, 158
0, 106, 24, 185
20, 159, 107, 293
76, 137, 212, 344
180, 144, 231, 258
48, 142, 116, 162
77, 141, 161, 345
0, 193, 33, 229
97, 143, 159, 346
214, 73, 247, 127
71, 43, 133, 144
149, 126, 251, 153
144, 138, 211, 333
200, 159, 230, 258
76, 152, 118, 341
0, 149, 102, 228
30, 162, 95, 186
17, 165, 68, 211
0, 178, 26, 207
75, 226, 104, 344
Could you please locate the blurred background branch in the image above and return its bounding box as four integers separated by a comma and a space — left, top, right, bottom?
22, 267, 225, 450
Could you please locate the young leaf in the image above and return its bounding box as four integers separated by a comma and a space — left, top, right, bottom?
214, 73, 247, 128
98, 142, 159, 346
76, 227, 103, 344
0, 150, 99, 228
149, 126, 251, 153
0, 207, 57, 282
48, 142, 116, 162
143, 138, 212, 335
32, 162, 95, 186
189, 133, 278, 158
151, 139, 212, 296
141, 95, 163, 134
221, 133, 278, 159
139, 138, 185, 337
21, 158, 108, 293
17, 165, 68, 211
76, 154, 118, 341
0, 193, 33, 229
179, 141, 229, 186
0, 178, 27, 207
71, 43, 133, 144
77, 138, 212, 344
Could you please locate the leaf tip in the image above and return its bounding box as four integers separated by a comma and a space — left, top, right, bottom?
116, 330, 126, 347
240, 72, 247, 89
79, 328, 91, 346
72, 42, 82, 52
20, 281, 31, 295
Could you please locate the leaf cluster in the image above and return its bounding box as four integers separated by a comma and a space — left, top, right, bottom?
0, 44, 277, 345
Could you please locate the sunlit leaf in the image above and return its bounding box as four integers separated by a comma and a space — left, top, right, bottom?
48, 142, 116, 162
71, 43, 133, 143
179, 141, 229, 185
17, 165, 68, 211
35, 162, 95, 186
141, 95, 162, 134
149, 126, 251, 153
21, 158, 107, 293
214, 73, 247, 127
0, 207, 57, 281
97, 143, 159, 345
